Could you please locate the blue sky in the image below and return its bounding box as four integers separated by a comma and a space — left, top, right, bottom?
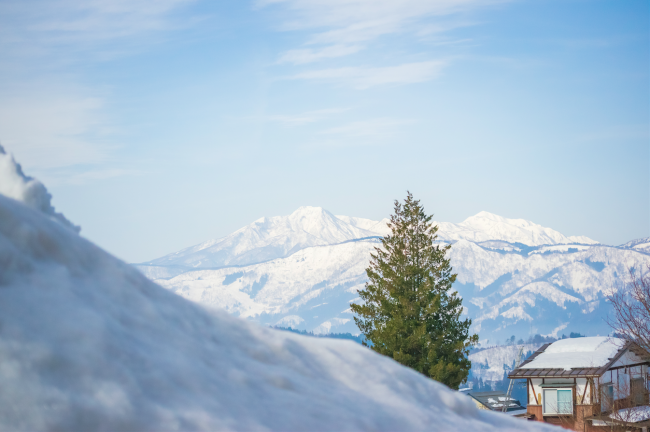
0, 0, 647, 262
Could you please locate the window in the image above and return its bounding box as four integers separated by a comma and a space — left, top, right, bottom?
543, 389, 572, 415
601, 383, 613, 412
631, 378, 647, 406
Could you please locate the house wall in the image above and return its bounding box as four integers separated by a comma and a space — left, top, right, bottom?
599, 363, 649, 408
530, 378, 543, 405
528, 378, 592, 407
611, 350, 645, 368
521, 345, 650, 430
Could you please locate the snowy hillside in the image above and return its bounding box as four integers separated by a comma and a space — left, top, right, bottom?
621, 237, 650, 254
0, 169, 558, 431
156, 239, 378, 334
450, 240, 645, 338
469, 344, 542, 383
434, 211, 598, 246
138, 206, 649, 342
144, 206, 380, 270
141, 208, 599, 274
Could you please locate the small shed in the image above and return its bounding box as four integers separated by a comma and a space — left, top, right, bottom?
507, 336, 650, 431
465, 390, 527, 416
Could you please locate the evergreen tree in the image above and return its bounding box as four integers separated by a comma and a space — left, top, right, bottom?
351, 192, 478, 389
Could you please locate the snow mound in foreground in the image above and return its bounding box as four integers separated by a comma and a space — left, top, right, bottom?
0, 196, 555, 432
0, 145, 79, 232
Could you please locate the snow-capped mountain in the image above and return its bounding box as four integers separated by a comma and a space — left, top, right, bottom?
620, 237, 650, 254
434, 211, 598, 246
144, 206, 379, 272
136, 207, 649, 342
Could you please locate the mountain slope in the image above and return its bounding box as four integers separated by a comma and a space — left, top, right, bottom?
138, 207, 647, 343
434, 211, 598, 246
151, 237, 647, 340
621, 237, 650, 254
143, 206, 379, 270
156, 239, 379, 333
0, 191, 561, 432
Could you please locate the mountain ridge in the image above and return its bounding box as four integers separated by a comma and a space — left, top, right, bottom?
135, 206, 648, 343
143, 206, 380, 270
141, 207, 600, 272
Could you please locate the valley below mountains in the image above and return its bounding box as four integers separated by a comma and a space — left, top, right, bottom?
135, 206, 650, 344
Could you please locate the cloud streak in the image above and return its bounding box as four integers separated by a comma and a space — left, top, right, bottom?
1, 0, 196, 48
320, 117, 415, 138
0, 85, 113, 170
262, 0, 506, 63
291, 60, 448, 88
278, 45, 364, 64
0, 0, 199, 177
265, 108, 351, 125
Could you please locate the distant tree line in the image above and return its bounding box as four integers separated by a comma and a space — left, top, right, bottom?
272, 326, 367, 345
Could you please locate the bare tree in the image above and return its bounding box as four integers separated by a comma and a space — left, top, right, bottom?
607, 265, 650, 353
592, 374, 648, 432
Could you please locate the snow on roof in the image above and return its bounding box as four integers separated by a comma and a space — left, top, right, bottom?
0, 192, 558, 432
610, 406, 650, 423
521, 337, 624, 370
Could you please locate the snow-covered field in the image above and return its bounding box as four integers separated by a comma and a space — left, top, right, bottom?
0, 147, 559, 431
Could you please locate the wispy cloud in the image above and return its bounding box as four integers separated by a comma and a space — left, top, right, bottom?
41, 168, 146, 186
0, 85, 113, 170
260, 0, 500, 42
278, 45, 363, 64
320, 117, 415, 138
1, 0, 196, 48
261, 0, 506, 63
291, 60, 447, 89
0, 0, 199, 175
265, 108, 351, 125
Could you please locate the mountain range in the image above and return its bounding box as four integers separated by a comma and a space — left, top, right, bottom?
136, 207, 649, 343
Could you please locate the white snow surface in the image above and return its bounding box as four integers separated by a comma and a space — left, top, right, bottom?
610, 406, 650, 423
521, 337, 623, 370
0, 145, 79, 232
145, 206, 381, 269
335, 215, 391, 236
469, 344, 542, 382
621, 237, 650, 254
434, 211, 598, 246
139, 206, 649, 338
141, 208, 599, 273
0, 194, 559, 432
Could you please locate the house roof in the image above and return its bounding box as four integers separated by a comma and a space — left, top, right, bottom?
508, 337, 650, 379
465, 391, 526, 413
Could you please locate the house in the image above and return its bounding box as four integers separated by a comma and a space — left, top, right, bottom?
464, 390, 527, 416
508, 336, 650, 431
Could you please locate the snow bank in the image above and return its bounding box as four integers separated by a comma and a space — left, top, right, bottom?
0, 144, 79, 232
0, 195, 557, 431
521, 337, 623, 370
